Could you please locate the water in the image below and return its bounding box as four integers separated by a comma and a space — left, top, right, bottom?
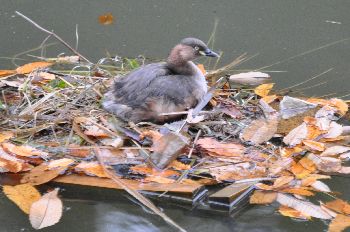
1, 1, 350, 231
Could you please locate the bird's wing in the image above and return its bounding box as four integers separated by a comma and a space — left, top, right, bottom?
112, 62, 170, 104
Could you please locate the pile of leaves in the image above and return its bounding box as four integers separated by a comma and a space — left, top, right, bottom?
1, 57, 350, 232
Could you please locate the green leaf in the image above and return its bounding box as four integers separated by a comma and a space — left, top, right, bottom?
125, 58, 140, 70
49, 79, 68, 89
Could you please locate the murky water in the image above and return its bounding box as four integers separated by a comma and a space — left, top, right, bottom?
1, 1, 350, 231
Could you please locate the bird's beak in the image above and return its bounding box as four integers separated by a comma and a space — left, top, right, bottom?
200, 48, 219, 57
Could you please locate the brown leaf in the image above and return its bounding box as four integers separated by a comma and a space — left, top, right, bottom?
2, 143, 48, 158
280, 187, 315, 196
98, 12, 114, 25
273, 176, 294, 189
241, 115, 279, 145
197, 138, 245, 157
130, 164, 180, 178
0, 147, 32, 173
21, 163, 67, 185
3, 184, 41, 214
325, 199, 350, 215
329, 214, 350, 232
16, 61, 52, 74
29, 189, 62, 229
279, 205, 311, 220
249, 190, 277, 204
276, 193, 333, 219
303, 140, 325, 151
47, 158, 75, 170
144, 176, 175, 184
74, 161, 108, 178
83, 125, 110, 137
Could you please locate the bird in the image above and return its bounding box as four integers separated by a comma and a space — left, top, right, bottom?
102, 37, 219, 123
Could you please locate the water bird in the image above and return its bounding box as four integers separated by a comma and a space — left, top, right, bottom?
103, 37, 219, 123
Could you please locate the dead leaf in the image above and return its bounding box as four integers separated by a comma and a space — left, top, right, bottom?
273, 176, 294, 189
283, 123, 308, 146
47, 158, 75, 170
0, 131, 14, 142
262, 94, 278, 104
241, 115, 279, 145
83, 125, 110, 137
21, 163, 67, 185
254, 83, 275, 97
16, 61, 52, 74
325, 199, 350, 215
329, 98, 348, 115
279, 205, 311, 220
98, 12, 114, 25
291, 162, 313, 179
3, 184, 41, 214
276, 193, 333, 219
130, 164, 180, 178
280, 187, 315, 196
249, 190, 277, 204
2, 143, 48, 158
316, 157, 342, 173
311, 180, 331, 192
280, 96, 317, 119
321, 146, 350, 157
74, 161, 108, 178
0, 70, 16, 77
168, 160, 191, 170
144, 176, 175, 184
329, 214, 350, 232
197, 138, 245, 157
303, 140, 325, 151
323, 122, 343, 139
0, 147, 32, 173
29, 189, 62, 229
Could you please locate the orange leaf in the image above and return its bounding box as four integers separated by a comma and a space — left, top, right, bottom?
306, 125, 324, 140
168, 160, 191, 170
144, 176, 175, 184
2, 143, 48, 158
254, 83, 274, 97
273, 176, 294, 189
280, 187, 315, 196
249, 190, 277, 204
0, 70, 16, 77
16, 62, 52, 74
325, 199, 350, 215
262, 94, 278, 104
329, 98, 348, 115
280, 147, 304, 158
98, 12, 114, 25
329, 214, 350, 232
279, 205, 311, 220
74, 162, 108, 178
130, 164, 179, 178
299, 156, 317, 172
291, 162, 312, 179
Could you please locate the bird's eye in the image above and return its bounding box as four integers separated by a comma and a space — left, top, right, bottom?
194, 46, 200, 51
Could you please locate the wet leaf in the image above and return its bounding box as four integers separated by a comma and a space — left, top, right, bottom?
98, 12, 114, 25
2, 143, 48, 158
254, 83, 274, 97
21, 163, 67, 185
29, 189, 62, 229
197, 138, 245, 157
325, 199, 350, 215
280, 96, 317, 119
283, 123, 308, 146
74, 161, 108, 178
329, 214, 350, 232
276, 193, 333, 219
3, 184, 41, 214
16, 61, 52, 74
278, 205, 311, 220
249, 190, 277, 204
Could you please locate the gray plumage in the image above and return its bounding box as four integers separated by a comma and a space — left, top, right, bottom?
102, 37, 219, 123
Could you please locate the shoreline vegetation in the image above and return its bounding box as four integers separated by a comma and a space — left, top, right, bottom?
1, 11, 350, 232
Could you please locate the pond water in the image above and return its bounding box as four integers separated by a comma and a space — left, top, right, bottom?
1, 1, 350, 231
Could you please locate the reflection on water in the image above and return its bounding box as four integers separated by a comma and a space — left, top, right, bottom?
0, 0, 350, 231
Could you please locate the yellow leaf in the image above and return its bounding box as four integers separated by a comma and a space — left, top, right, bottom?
303, 140, 325, 151
16, 62, 52, 74
254, 83, 275, 97
98, 13, 114, 25
262, 94, 278, 104
3, 184, 41, 214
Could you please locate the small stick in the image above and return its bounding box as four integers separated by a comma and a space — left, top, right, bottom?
188, 129, 201, 158
15, 11, 92, 64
